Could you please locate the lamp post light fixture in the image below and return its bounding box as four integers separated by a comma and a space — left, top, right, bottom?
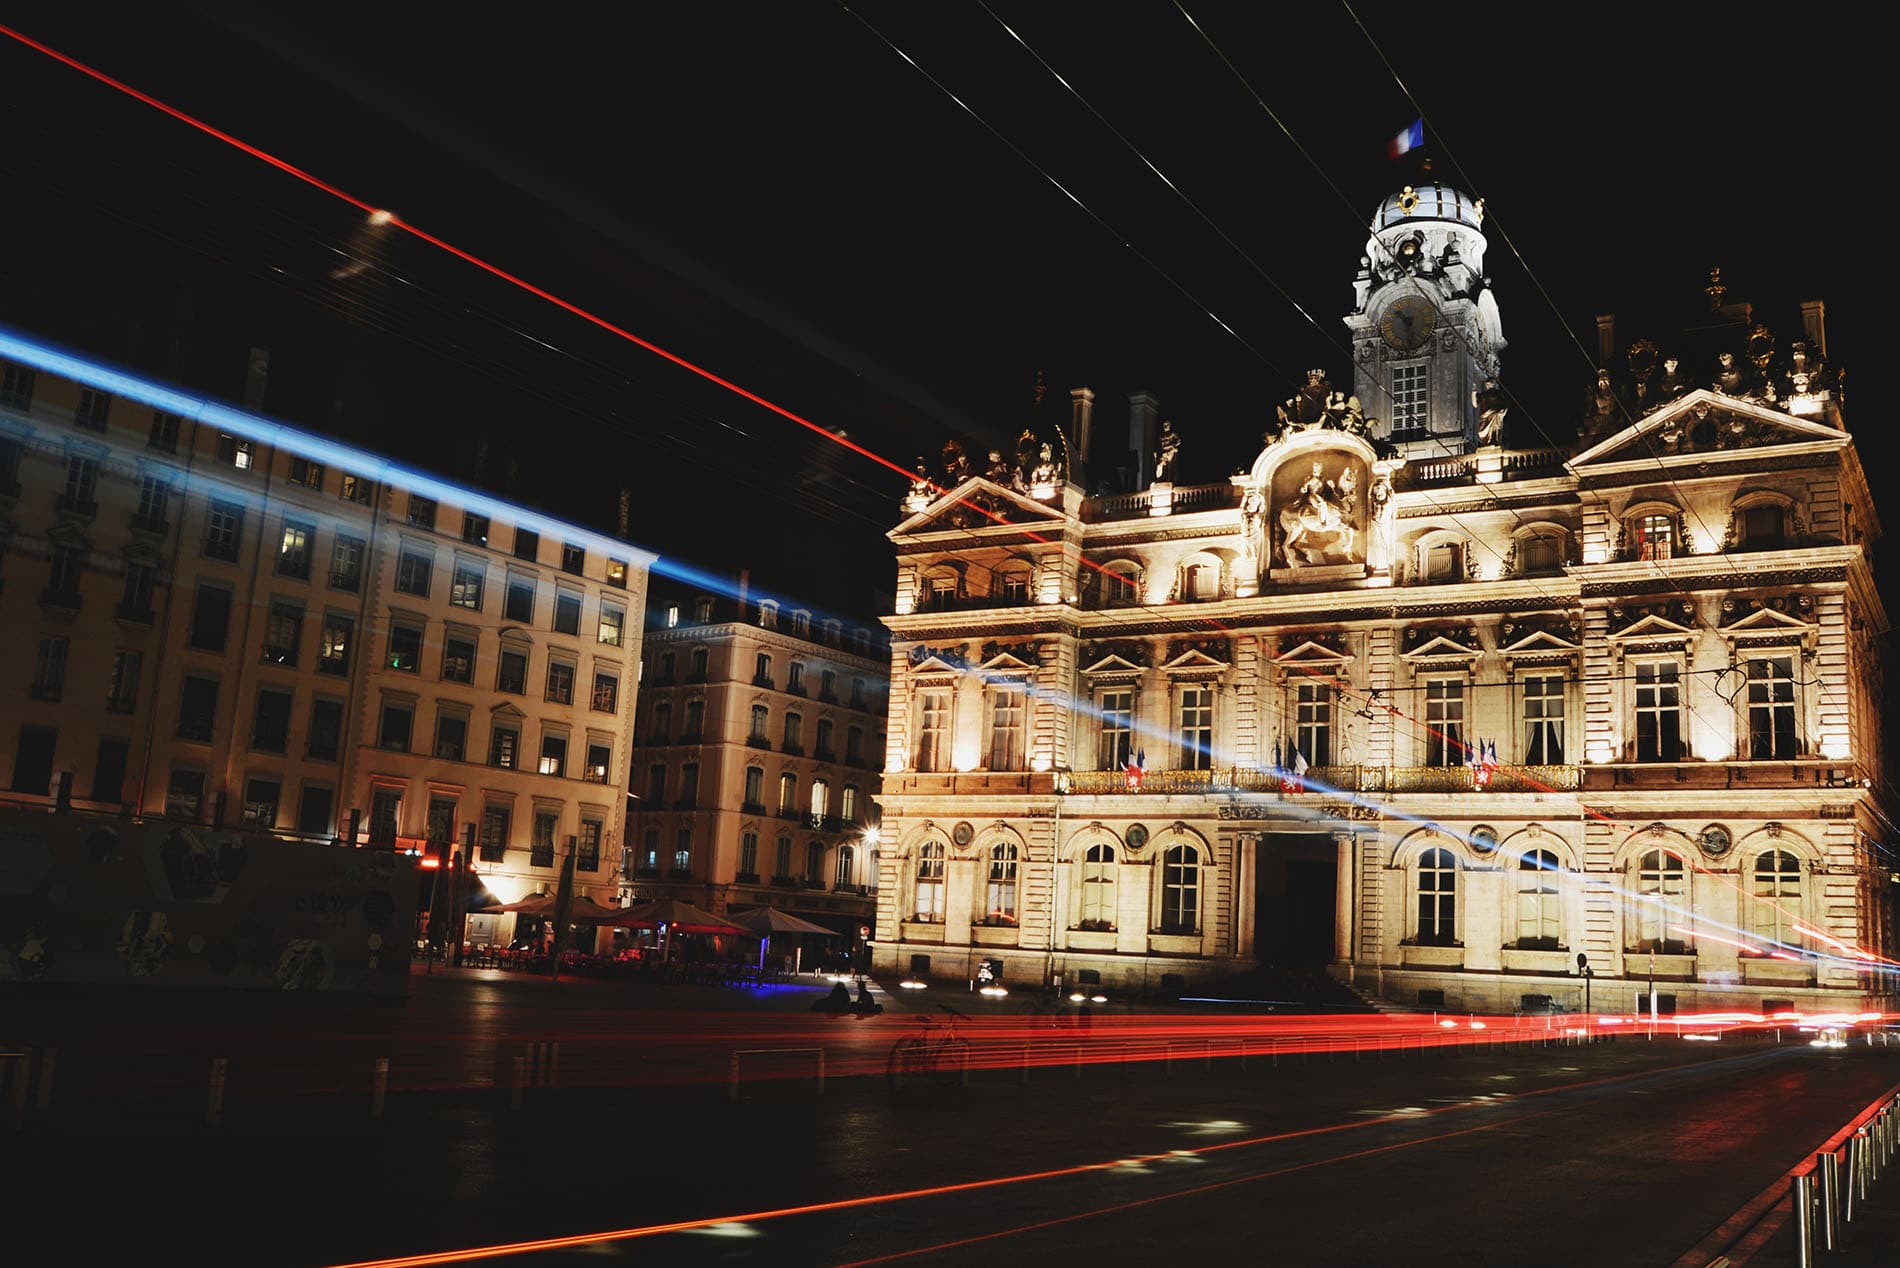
1577, 951, 1592, 1019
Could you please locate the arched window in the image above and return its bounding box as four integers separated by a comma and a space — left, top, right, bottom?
649, 701, 671, 743
840, 784, 859, 822
749, 704, 769, 743
997, 563, 1033, 604
1078, 842, 1115, 930
1739, 503, 1786, 549
1423, 540, 1462, 583
806, 840, 824, 884
1630, 848, 1687, 953
1518, 532, 1563, 575
914, 841, 945, 922
984, 842, 1019, 926
1416, 847, 1457, 946
834, 844, 855, 890
1515, 850, 1561, 949
1180, 554, 1220, 602
1102, 563, 1141, 608
777, 772, 796, 814
921, 569, 959, 612
1159, 845, 1199, 934
810, 778, 829, 822
1631, 513, 1676, 561
774, 835, 792, 880
1750, 849, 1801, 943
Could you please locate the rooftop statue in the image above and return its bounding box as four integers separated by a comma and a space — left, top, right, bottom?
1155, 419, 1181, 482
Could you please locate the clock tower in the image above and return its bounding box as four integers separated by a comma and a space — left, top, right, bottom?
1346, 178, 1505, 459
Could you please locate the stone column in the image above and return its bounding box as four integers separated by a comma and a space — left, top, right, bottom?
1334, 830, 1355, 963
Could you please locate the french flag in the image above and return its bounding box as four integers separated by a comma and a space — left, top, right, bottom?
1387, 118, 1424, 160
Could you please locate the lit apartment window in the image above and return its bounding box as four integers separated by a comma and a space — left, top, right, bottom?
288, 457, 324, 490
339, 473, 373, 505
1294, 683, 1331, 767
585, 741, 611, 784
605, 558, 628, 589
598, 602, 624, 647
591, 671, 619, 713
915, 690, 949, 772
539, 733, 567, 777
489, 725, 520, 770
216, 433, 253, 470
318, 614, 353, 676
1424, 679, 1466, 766
1633, 514, 1674, 561
276, 519, 314, 580
1522, 674, 1564, 764
262, 599, 303, 666
450, 561, 485, 609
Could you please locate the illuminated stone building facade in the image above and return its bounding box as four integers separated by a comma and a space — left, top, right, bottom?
872, 180, 1897, 1014
628, 583, 888, 932
0, 332, 651, 913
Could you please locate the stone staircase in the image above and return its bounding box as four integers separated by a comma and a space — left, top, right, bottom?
1339, 979, 1415, 1015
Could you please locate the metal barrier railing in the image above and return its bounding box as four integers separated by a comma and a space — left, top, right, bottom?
1788, 1082, 1900, 1265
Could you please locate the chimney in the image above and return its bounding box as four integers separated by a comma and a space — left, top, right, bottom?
1069, 387, 1095, 472
737, 569, 751, 622
244, 346, 271, 411
1127, 390, 1159, 492
1799, 300, 1827, 358
1595, 315, 1615, 368
616, 488, 631, 538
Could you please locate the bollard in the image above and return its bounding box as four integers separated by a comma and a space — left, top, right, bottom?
34, 1047, 55, 1114
511, 1056, 527, 1111
371, 1058, 389, 1119
1820, 1150, 1840, 1249
1855, 1126, 1873, 1199
1790, 1171, 1814, 1268
1844, 1134, 1859, 1223
207, 1057, 227, 1129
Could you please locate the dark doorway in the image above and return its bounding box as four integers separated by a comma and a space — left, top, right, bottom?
1253, 834, 1336, 970
11, 726, 57, 795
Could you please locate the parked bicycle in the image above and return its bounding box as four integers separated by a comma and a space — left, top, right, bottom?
886, 1003, 969, 1088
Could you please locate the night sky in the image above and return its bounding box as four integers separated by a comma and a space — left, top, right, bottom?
0, 2, 1885, 618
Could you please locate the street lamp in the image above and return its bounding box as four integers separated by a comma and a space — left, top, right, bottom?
1576, 951, 1592, 1018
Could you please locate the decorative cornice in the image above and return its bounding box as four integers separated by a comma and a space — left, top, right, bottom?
1580, 567, 1846, 599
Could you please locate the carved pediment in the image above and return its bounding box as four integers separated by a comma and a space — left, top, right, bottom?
1082, 640, 1150, 674
1499, 618, 1582, 656
908, 644, 968, 674
979, 641, 1038, 672
894, 476, 1066, 535
1400, 625, 1480, 663
1163, 637, 1231, 670
1271, 638, 1352, 667
1570, 390, 1844, 468
121, 539, 166, 570
1718, 596, 1817, 644
1606, 602, 1697, 644
489, 701, 526, 721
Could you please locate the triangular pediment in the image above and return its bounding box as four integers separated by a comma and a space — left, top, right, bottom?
1608, 612, 1696, 642
978, 650, 1037, 672
1271, 640, 1352, 667
1499, 628, 1581, 656
1569, 390, 1845, 468
489, 701, 526, 721
908, 653, 964, 676
1160, 648, 1227, 671
1400, 635, 1482, 662
1082, 653, 1144, 675
1719, 606, 1815, 638
45, 519, 92, 551
893, 477, 1065, 536
121, 538, 165, 569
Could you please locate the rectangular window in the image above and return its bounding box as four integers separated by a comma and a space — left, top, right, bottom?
10, 727, 55, 797
743, 765, 765, 808
497, 649, 527, 694
461, 512, 490, 545
442, 634, 476, 684
479, 805, 510, 862
1094, 688, 1133, 771
449, 561, 484, 609
1747, 655, 1798, 760
435, 712, 468, 761
513, 527, 539, 562
298, 785, 334, 836
178, 675, 219, 742
539, 733, 568, 777
165, 768, 205, 820
1633, 514, 1674, 562
120, 564, 156, 621
189, 585, 232, 651
561, 542, 585, 575
489, 725, 519, 770
287, 456, 324, 490
545, 660, 575, 705
683, 700, 704, 740
606, 558, 628, 589
407, 495, 437, 530
591, 672, 619, 713
1294, 682, 1332, 767
504, 578, 534, 623
395, 548, 433, 597
379, 701, 413, 752
204, 499, 244, 561
307, 698, 343, 761
106, 650, 142, 714
815, 717, 833, 759
368, 788, 402, 846
577, 820, 602, 872
1390, 362, 1428, 435
148, 410, 180, 453
329, 534, 364, 591
1178, 685, 1214, 770
739, 832, 759, 878
585, 741, 611, 784
646, 764, 667, 804
788, 662, 805, 694
1522, 674, 1565, 764
673, 827, 692, 874
46, 545, 84, 600
846, 725, 864, 765
531, 813, 558, 868
553, 590, 582, 635
251, 688, 292, 752
988, 686, 1025, 771
62, 454, 98, 512
216, 433, 253, 469
318, 613, 353, 676
782, 711, 803, 750
916, 689, 950, 772
135, 474, 172, 529
753, 652, 772, 687
679, 762, 699, 805
1, 362, 38, 410
242, 778, 281, 829
339, 473, 373, 505
1424, 679, 1466, 766
388, 623, 423, 673
598, 602, 624, 647
262, 599, 303, 666
31, 636, 68, 701
75, 387, 111, 431
1633, 661, 1682, 762
93, 738, 129, 803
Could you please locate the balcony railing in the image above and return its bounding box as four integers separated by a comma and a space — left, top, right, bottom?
1054, 763, 1584, 796
1086, 480, 1241, 522
741, 800, 767, 816
747, 735, 771, 750
1584, 759, 1864, 792
129, 512, 170, 536
39, 587, 82, 612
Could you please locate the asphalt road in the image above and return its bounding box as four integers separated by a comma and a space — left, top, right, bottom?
5, 970, 1898, 1267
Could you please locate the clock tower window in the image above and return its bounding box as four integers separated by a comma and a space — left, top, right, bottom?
1391, 363, 1428, 435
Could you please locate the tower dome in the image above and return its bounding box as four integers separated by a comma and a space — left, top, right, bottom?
1370, 182, 1484, 234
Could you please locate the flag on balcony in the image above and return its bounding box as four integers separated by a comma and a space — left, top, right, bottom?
1286, 743, 1308, 792
1469, 738, 1499, 789
1124, 747, 1145, 791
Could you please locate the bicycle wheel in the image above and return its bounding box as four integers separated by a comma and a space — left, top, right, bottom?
887, 1036, 927, 1089
931, 1037, 969, 1086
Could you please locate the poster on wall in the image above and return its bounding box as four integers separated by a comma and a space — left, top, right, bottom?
0, 809, 418, 995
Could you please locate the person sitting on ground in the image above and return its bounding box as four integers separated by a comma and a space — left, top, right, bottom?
813, 981, 852, 1013
854, 980, 883, 1017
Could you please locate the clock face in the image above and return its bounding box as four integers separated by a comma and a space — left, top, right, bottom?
1699, 825, 1731, 859
1380, 295, 1437, 351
